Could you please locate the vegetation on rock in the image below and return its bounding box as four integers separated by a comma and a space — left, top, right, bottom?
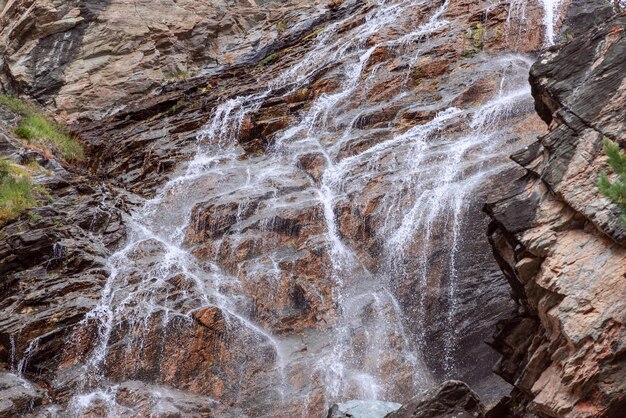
0, 94, 84, 161
598, 138, 626, 227
259, 52, 278, 67
0, 159, 40, 224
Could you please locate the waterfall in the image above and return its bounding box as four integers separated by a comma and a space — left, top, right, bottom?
58, 0, 566, 416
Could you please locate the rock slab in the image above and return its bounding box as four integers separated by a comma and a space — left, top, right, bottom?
385, 381, 485, 418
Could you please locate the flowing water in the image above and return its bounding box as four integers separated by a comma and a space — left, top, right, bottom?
46, 0, 566, 416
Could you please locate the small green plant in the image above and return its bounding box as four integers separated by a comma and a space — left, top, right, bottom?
258, 53, 278, 67
276, 21, 288, 32
598, 138, 626, 228
28, 213, 42, 223
0, 94, 84, 161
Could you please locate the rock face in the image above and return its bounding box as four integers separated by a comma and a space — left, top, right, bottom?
0, 0, 624, 417
484, 13, 626, 418
0, 0, 327, 122
0, 372, 44, 416
66, 1, 565, 407
385, 381, 485, 418
0, 104, 125, 414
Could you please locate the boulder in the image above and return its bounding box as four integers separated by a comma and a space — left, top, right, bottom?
385, 381, 485, 418
0, 372, 45, 417
327, 400, 401, 418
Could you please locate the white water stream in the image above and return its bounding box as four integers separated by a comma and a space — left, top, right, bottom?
42, 0, 566, 416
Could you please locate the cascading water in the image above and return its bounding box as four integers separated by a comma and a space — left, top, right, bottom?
47, 0, 567, 416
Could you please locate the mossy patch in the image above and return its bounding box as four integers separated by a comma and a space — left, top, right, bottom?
463, 22, 484, 58
259, 53, 279, 67
0, 94, 84, 161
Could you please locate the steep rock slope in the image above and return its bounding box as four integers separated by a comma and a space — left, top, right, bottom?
0, 0, 622, 417
0, 0, 327, 121
485, 12, 626, 418
65, 0, 553, 411
0, 104, 125, 416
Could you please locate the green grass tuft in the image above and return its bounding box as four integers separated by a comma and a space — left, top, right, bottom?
0, 159, 39, 223
15, 114, 84, 161
0, 94, 84, 161
0, 94, 32, 114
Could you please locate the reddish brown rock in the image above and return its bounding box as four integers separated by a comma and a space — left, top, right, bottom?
485, 13, 626, 418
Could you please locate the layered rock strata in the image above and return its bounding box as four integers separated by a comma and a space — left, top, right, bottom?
0, 105, 125, 416
0, 0, 623, 417
0, 0, 327, 122
485, 12, 626, 418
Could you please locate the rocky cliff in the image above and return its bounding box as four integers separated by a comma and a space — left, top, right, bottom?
0, 0, 328, 121
485, 11, 626, 418
0, 0, 624, 417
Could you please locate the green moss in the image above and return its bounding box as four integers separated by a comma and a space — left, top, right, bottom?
0, 94, 84, 161
28, 213, 42, 223
259, 53, 278, 67
463, 22, 484, 58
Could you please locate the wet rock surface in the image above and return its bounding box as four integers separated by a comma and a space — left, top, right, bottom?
0, 372, 44, 417
0, 0, 624, 417
65, 3, 556, 409
485, 12, 626, 418
385, 380, 485, 418
327, 400, 401, 418
0, 105, 125, 414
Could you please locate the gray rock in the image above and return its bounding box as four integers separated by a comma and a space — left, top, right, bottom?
0, 372, 45, 417
385, 381, 485, 418
328, 400, 402, 418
